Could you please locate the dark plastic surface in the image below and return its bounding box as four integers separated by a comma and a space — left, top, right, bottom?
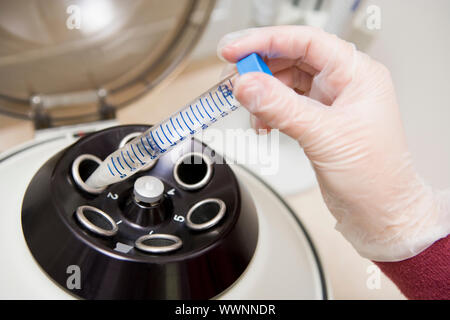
21, 125, 259, 299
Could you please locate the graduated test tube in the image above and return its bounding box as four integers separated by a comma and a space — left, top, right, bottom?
86, 53, 272, 189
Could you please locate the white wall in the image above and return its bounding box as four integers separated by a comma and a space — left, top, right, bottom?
364, 0, 450, 189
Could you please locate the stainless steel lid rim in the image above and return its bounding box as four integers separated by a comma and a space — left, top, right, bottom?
0, 0, 216, 123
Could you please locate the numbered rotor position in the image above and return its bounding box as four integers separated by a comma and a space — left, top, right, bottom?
21, 125, 258, 300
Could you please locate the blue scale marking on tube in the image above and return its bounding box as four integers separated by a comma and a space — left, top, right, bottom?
176, 117, 185, 133
107, 163, 115, 176
121, 151, 133, 170
208, 92, 222, 112
116, 157, 125, 170
111, 157, 123, 176
135, 143, 145, 158
185, 111, 195, 126
174, 118, 186, 140
215, 91, 224, 106
131, 145, 145, 165
126, 150, 135, 164
155, 130, 165, 145
200, 99, 212, 118
222, 94, 232, 107
220, 86, 233, 106
195, 105, 204, 118
160, 125, 172, 144
205, 96, 216, 112
145, 135, 155, 151
166, 124, 175, 138
150, 131, 164, 151
228, 79, 233, 88
140, 137, 152, 156
206, 101, 222, 113
190, 105, 201, 123
180, 112, 193, 132
170, 118, 182, 138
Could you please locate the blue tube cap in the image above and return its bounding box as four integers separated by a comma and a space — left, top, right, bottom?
236, 53, 272, 76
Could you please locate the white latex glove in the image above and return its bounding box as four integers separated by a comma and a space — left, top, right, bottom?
217, 26, 450, 262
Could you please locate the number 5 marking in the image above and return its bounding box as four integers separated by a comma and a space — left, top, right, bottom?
173, 215, 185, 223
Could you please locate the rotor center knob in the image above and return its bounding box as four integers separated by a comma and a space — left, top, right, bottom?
134, 176, 164, 205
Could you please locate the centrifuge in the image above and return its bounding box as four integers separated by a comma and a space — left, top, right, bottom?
0, 0, 328, 299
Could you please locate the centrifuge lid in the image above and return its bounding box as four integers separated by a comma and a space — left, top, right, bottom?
0, 0, 214, 125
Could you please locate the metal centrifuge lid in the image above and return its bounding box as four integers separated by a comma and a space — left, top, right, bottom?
0, 0, 215, 127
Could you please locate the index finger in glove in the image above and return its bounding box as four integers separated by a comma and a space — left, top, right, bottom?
218, 26, 356, 102
218, 26, 354, 76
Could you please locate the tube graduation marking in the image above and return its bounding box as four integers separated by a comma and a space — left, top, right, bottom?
215, 91, 224, 106
200, 99, 212, 118
140, 137, 153, 156
221, 91, 232, 107
166, 124, 175, 138
170, 118, 182, 138
150, 131, 164, 151
107, 163, 115, 176
176, 117, 184, 132
160, 125, 172, 144
135, 144, 146, 159
131, 145, 145, 165
180, 112, 193, 132
190, 105, 201, 123
116, 157, 125, 170
111, 157, 123, 176
195, 104, 204, 118
126, 150, 135, 164
145, 135, 155, 151
208, 93, 222, 112
186, 111, 195, 125
121, 151, 133, 169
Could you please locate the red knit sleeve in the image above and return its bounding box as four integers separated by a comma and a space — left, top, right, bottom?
374, 235, 450, 300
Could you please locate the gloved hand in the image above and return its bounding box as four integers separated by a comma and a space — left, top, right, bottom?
217, 26, 450, 262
